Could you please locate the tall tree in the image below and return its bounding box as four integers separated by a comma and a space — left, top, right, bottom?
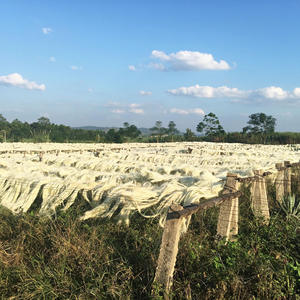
243, 113, 276, 134
150, 121, 167, 142
184, 128, 196, 141
167, 121, 179, 141
0, 114, 8, 124
0, 114, 9, 141
196, 112, 225, 137
30, 117, 52, 142
167, 121, 179, 135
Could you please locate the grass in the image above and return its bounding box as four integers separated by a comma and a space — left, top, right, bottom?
0, 184, 299, 299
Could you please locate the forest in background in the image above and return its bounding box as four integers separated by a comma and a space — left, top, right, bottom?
1, 112, 300, 144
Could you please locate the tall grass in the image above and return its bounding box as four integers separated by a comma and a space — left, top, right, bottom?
0, 186, 299, 299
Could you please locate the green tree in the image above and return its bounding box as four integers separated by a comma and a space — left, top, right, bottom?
167, 121, 179, 135
184, 128, 196, 141
167, 121, 179, 141
119, 123, 141, 140
196, 113, 225, 137
0, 114, 8, 124
150, 121, 167, 142
0, 114, 9, 142
243, 113, 276, 134
10, 119, 27, 141
30, 117, 52, 142
105, 129, 123, 143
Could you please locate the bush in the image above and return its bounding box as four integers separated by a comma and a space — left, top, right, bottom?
0, 195, 299, 299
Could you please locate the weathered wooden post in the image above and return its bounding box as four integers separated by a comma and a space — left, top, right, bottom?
39, 152, 44, 162
284, 161, 291, 196
297, 161, 300, 195
217, 173, 239, 241
154, 204, 184, 297
275, 163, 285, 203
251, 170, 270, 223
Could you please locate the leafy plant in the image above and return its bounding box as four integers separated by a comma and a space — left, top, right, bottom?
277, 194, 300, 220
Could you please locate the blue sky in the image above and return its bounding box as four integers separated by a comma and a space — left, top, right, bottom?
1, 0, 300, 131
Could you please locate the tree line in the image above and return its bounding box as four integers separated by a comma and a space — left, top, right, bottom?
0, 113, 300, 144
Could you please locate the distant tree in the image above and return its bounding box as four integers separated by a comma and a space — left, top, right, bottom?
0, 114, 8, 124
30, 117, 52, 142
38, 116, 51, 126
0, 114, 9, 141
184, 128, 196, 141
150, 121, 167, 142
127, 125, 141, 139
167, 121, 179, 141
105, 129, 123, 143
119, 123, 141, 140
167, 121, 179, 135
196, 112, 225, 137
243, 113, 276, 134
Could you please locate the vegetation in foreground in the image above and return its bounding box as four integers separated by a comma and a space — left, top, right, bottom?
0, 185, 299, 299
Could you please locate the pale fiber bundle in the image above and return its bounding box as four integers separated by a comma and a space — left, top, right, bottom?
0, 142, 299, 226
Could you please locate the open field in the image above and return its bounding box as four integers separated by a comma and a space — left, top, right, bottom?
0, 142, 299, 299
0, 142, 300, 224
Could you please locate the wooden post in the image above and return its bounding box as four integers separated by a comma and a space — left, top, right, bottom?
284, 161, 291, 196
275, 163, 284, 203
251, 170, 270, 223
154, 204, 184, 297
297, 160, 300, 195
217, 173, 239, 241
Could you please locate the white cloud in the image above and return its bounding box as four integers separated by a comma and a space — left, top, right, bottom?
129, 108, 144, 114
293, 88, 300, 97
168, 85, 246, 98
170, 108, 205, 115
129, 103, 140, 108
168, 84, 300, 101
70, 65, 83, 71
49, 56, 56, 62
107, 102, 144, 114
111, 109, 125, 114
170, 108, 189, 115
151, 50, 230, 71
148, 62, 166, 71
139, 90, 152, 96
42, 27, 52, 35
190, 108, 205, 115
256, 86, 289, 100
0, 73, 45, 91
128, 65, 136, 71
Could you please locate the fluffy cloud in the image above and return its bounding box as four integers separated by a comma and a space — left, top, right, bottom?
151, 50, 230, 71
129, 108, 144, 114
108, 102, 145, 114
168, 85, 246, 98
111, 109, 125, 114
70, 65, 83, 71
256, 86, 289, 100
139, 90, 152, 96
170, 108, 205, 115
128, 65, 136, 71
293, 88, 300, 97
0, 73, 45, 91
42, 27, 52, 35
168, 84, 300, 101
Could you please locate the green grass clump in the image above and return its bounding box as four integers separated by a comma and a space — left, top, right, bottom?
0, 190, 299, 299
